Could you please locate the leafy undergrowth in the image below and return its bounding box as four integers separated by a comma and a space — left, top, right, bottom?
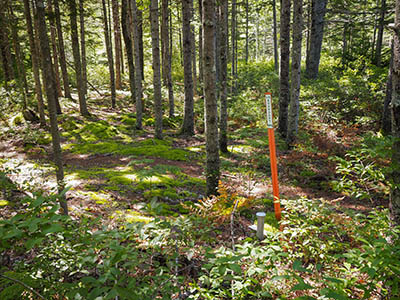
0, 58, 395, 298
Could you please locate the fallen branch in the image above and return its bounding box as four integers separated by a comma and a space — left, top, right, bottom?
0, 273, 45, 300
64, 60, 104, 98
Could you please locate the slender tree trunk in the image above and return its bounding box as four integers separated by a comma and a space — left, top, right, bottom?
342, 22, 348, 66
102, 0, 116, 108
273, 0, 279, 72
245, 0, 249, 63
219, 0, 228, 153
192, 27, 197, 95
131, 0, 143, 129
198, 0, 203, 90
33, 0, 68, 215
374, 0, 386, 66
68, 0, 89, 116
181, 0, 195, 136
121, 0, 135, 106
8, 2, 28, 108
203, 0, 220, 196
390, 0, 400, 226
150, 0, 163, 139
54, 0, 72, 99
382, 40, 393, 134
112, 0, 122, 89
138, 6, 144, 81
48, 0, 63, 100
305, 0, 328, 79
231, 0, 236, 93
23, 0, 46, 126
161, 0, 174, 117
278, 0, 291, 138
287, 0, 303, 145
79, 0, 88, 96
0, 9, 14, 82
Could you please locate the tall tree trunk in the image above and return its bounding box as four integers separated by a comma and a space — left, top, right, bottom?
138, 6, 144, 81
342, 22, 348, 66
305, 0, 327, 79
112, 0, 122, 89
382, 40, 393, 134
33, 0, 68, 215
121, 0, 135, 106
131, 0, 143, 129
181, 0, 195, 136
198, 0, 203, 91
79, 0, 88, 96
150, 0, 163, 139
8, 2, 28, 108
68, 0, 89, 116
231, 0, 236, 93
278, 0, 291, 138
374, 0, 386, 66
48, 0, 63, 100
219, 0, 228, 153
272, 0, 279, 72
161, 0, 174, 117
245, 0, 249, 63
23, 0, 46, 126
203, 0, 220, 196
54, 0, 72, 99
287, 0, 303, 145
0, 8, 14, 83
102, 0, 117, 108
390, 0, 400, 226
192, 27, 197, 95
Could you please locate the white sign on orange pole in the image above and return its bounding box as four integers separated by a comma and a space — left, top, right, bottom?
265, 93, 281, 220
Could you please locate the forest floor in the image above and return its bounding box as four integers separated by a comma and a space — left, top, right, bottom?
0, 92, 387, 224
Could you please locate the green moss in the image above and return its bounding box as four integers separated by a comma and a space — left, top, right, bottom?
121, 115, 137, 126
0, 200, 10, 206
113, 209, 154, 223
108, 175, 135, 186
69, 141, 193, 161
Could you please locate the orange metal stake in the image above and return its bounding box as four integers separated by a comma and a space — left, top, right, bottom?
265, 93, 281, 220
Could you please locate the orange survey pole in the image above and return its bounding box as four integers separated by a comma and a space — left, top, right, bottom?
265, 93, 281, 220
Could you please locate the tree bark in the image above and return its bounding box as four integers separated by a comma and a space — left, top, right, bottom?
287, 0, 303, 145
48, 0, 63, 100
131, 0, 143, 129
0, 8, 14, 83
161, 0, 175, 117
382, 40, 393, 134
374, 0, 386, 66
198, 0, 203, 91
391, 0, 400, 226
150, 0, 163, 139
33, 0, 68, 215
203, 0, 220, 196
272, 0, 279, 72
68, 0, 89, 116
112, 0, 122, 89
121, 0, 136, 106
8, 2, 29, 108
138, 6, 144, 81
245, 0, 249, 63
278, 0, 291, 138
53, 0, 72, 99
181, 0, 195, 136
102, 0, 117, 108
231, 0, 237, 93
219, 0, 228, 153
23, 0, 46, 126
305, 0, 327, 79
79, 0, 88, 96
